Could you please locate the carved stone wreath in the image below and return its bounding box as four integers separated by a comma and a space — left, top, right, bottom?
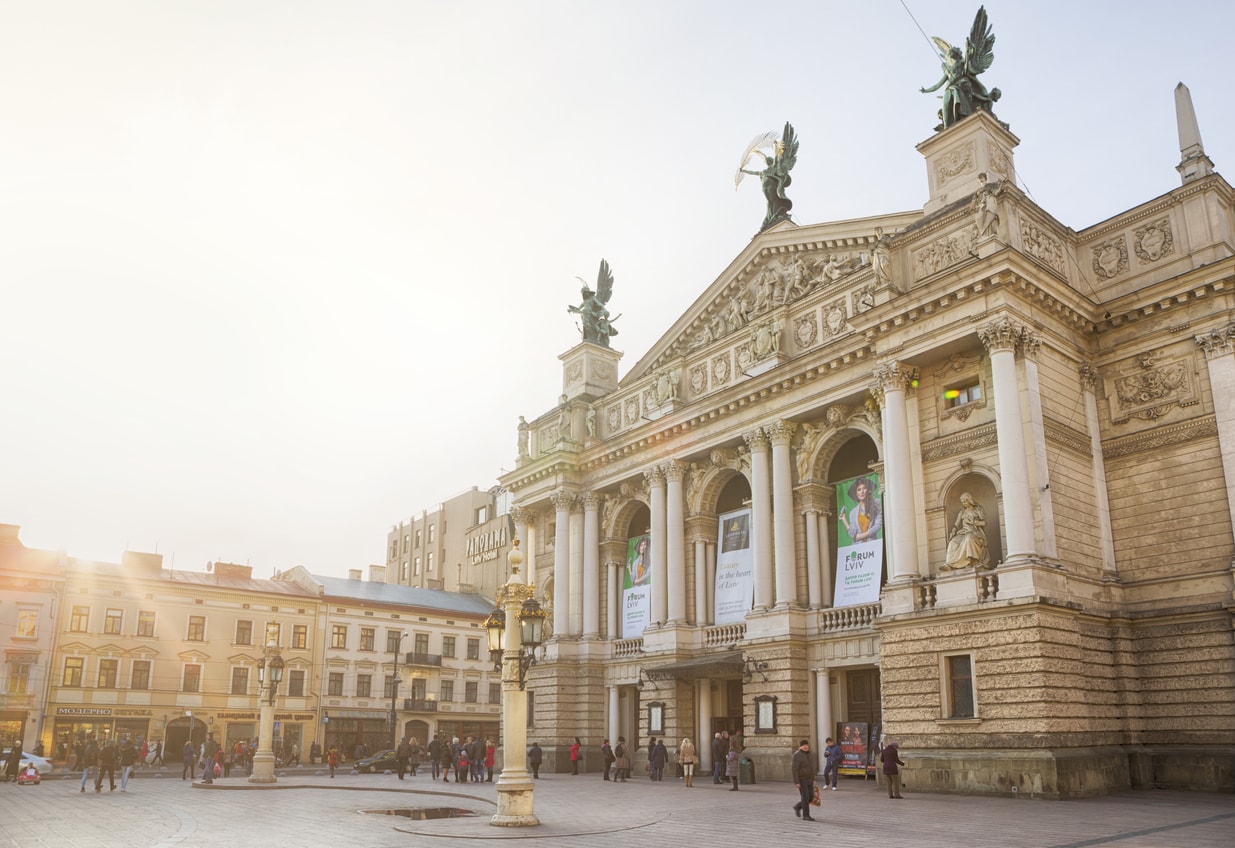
608, 405, 621, 432
795, 313, 818, 349
1133, 218, 1174, 264
689, 364, 707, 395
1091, 236, 1128, 280
712, 355, 731, 386
624, 397, 640, 426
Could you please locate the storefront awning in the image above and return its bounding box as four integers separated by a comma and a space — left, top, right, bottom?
643, 651, 744, 681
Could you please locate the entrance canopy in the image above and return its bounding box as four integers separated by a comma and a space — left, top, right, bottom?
644, 651, 743, 682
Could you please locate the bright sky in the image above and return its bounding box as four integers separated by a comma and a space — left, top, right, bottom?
2, 1, 1232, 579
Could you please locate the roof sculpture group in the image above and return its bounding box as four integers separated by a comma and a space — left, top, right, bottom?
567, 7, 1003, 345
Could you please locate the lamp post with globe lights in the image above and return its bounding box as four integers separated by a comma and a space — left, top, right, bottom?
484, 539, 546, 827
249, 639, 284, 783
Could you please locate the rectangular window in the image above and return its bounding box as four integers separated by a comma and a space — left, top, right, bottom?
403, 533, 410, 550
63, 657, 83, 686
287, 669, 305, 697
383, 675, 396, 699
428, 524, 436, 543
357, 674, 372, 698
292, 625, 308, 650
945, 654, 976, 718
360, 628, 375, 652
427, 552, 435, 572
476, 505, 488, 524
7, 663, 31, 695
183, 664, 202, 693
416, 529, 422, 547
465, 681, 478, 703
70, 605, 90, 633
131, 660, 151, 691
331, 624, 348, 649
401, 561, 409, 580
16, 608, 37, 638
236, 620, 253, 645
187, 615, 206, 641
466, 638, 480, 661
945, 381, 983, 407
136, 610, 156, 638
440, 680, 454, 702
489, 683, 501, 704
414, 633, 429, 655
442, 636, 456, 658
97, 659, 118, 688
412, 678, 427, 700
386, 631, 403, 654
328, 672, 344, 696
231, 667, 250, 695
414, 556, 421, 575
104, 608, 123, 635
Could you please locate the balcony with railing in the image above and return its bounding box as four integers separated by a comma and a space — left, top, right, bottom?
403, 652, 443, 667
403, 698, 438, 712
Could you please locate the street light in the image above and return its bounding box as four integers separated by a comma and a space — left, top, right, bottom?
249, 640, 284, 783
487, 538, 542, 827
389, 632, 408, 750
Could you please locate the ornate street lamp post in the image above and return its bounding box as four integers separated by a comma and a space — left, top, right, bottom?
249, 640, 284, 784
484, 539, 546, 827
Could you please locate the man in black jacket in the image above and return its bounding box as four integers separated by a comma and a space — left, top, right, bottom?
200, 732, 220, 784
396, 737, 412, 780
791, 740, 817, 821
94, 740, 118, 792
711, 732, 727, 784
427, 735, 441, 779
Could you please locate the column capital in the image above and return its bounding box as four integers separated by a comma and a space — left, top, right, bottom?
644, 464, 667, 487
765, 419, 797, 447
510, 505, 537, 525
873, 361, 917, 393
581, 492, 602, 512
1078, 360, 1098, 391
978, 316, 1026, 354
662, 459, 687, 483
549, 490, 576, 511
1195, 324, 1235, 360
1020, 332, 1042, 362
743, 427, 771, 452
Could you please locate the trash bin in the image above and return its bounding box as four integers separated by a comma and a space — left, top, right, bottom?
740, 757, 756, 785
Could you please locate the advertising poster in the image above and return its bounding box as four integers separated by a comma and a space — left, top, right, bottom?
837, 721, 869, 776
833, 473, 885, 607
713, 508, 754, 625
622, 534, 651, 638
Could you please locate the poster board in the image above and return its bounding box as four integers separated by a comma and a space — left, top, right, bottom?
837, 721, 869, 776
622, 534, 651, 638
713, 508, 754, 625
833, 473, 885, 607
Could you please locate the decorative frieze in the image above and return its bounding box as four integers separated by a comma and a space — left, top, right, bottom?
1107, 351, 1196, 423
1133, 218, 1174, 264
689, 363, 708, 395
1091, 236, 1129, 280
749, 318, 782, 362
1019, 218, 1066, 275
1102, 415, 1218, 459
712, 354, 732, 386
1043, 417, 1091, 457
914, 225, 977, 280
935, 140, 974, 187
921, 423, 999, 462
822, 298, 848, 340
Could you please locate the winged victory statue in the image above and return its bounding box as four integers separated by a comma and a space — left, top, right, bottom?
735, 121, 799, 232
920, 6, 1003, 132
568, 258, 620, 348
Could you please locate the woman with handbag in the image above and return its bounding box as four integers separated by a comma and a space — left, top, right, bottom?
678, 738, 698, 787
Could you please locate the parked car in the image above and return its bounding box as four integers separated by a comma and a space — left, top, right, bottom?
1, 749, 54, 777
355, 749, 398, 774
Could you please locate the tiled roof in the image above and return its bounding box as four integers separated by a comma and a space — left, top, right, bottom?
310, 573, 494, 615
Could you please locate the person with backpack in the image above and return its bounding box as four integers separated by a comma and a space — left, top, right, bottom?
612, 737, 630, 782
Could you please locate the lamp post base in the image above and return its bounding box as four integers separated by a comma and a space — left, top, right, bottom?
491, 777, 539, 827
248, 751, 278, 784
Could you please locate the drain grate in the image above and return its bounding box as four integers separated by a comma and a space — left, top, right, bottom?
359, 808, 478, 820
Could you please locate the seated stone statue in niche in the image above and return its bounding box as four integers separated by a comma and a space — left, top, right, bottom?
943, 492, 991, 570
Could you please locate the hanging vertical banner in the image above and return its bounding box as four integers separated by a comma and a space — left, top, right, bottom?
713, 508, 754, 625
833, 473, 884, 607
622, 534, 652, 638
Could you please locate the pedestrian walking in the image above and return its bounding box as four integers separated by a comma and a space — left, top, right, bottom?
396, 736, 412, 780
822, 736, 842, 790
792, 740, 817, 821
613, 737, 630, 782
881, 740, 905, 799
601, 739, 614, 780
649, 738, 667, 781
427, 734, 441, 779
327, 746, 339, 778
527, 741, 542, 779
199, 732, 220, 784
151, 740, 164, 766
180, 740, 195, 781
4, 740, 22, 783
408, 736, 421, 777
485, 739, 495, 781
79, 735, 99, 792
570, 737, 582, 775
679, 737, 697, 787
711, 732, 726, 784
725, 741, 740, 791
119, 739, 136, 792
94, 739, 118, 792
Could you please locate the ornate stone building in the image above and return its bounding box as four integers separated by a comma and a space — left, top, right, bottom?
499, 92, 1235, 795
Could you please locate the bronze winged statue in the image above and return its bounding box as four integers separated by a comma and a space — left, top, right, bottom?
920, 6, 1002, 132
736, 121, 799, 232
568, 259, 620, 347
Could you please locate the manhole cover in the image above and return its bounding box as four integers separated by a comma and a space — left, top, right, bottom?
359, 808, 478, 820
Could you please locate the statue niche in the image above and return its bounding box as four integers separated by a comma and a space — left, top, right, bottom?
940, 476, 1001, 572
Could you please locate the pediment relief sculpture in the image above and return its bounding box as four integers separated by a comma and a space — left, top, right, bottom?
648, 367, 681, 408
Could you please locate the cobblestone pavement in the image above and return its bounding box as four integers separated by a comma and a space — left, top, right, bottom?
1, 765, 1232, 848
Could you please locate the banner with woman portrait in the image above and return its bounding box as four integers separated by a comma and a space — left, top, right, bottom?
622, 534, 652, 638
833, 473, 884, 607
714, 508, 754, 625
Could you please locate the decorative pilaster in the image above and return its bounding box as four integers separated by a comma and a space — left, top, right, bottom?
978, 318, 1035, 559
1195, 323, 1235, 547
1020, 333, 1056, 559
767, 420, 798, 608
664, 461, 688, 624
744, 428, 774, 610
1079, 361, 1116, 573
873, 361, 920, 580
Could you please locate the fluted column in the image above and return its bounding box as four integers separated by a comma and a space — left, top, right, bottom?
646, 465, 668, 625
607, 558, 622, 639
874, 362, 920, 579
768, 420, 798, 607
550, 490, 572, 637
665, 461, 688, 624
745, 428, 774, 610
1079, 362, 1116, 573
979, 318, 1035, 558
582, 494, 601, 638
1195, 325, 1235, 545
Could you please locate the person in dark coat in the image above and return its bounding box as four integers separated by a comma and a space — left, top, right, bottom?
881, 741, 905, 799
613, 737, 630, 782
427, 735, 441, 779
792, 740, 817, 821
119, 739, 136, 792
94, 740, 118, 792
4, 740, 22, 783
648, 738, 668, 781
601, 739, 615, 781
527, 742, 543, 779
724, 741, 740, 791
181, 740, 195, 780
711, 732, 727, 783
396, 737, 412, 780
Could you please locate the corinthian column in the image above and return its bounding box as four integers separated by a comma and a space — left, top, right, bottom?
874, 362, 920, 580
1079, 362, 1116, 573
744, 428, 774, 610
646, 465, 668, 625
1195, 325, 1235, 540
550, 490, 572, 637
767, 420, 798, 608
582, 494, 601, 638
664, 461, 688, 624
978, 318, 1035, 559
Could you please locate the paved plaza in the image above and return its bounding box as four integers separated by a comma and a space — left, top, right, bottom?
1, 764, 1232, 848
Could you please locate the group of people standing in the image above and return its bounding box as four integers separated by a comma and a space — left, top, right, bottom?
423, 734, 494, 783
72, 734, 139, 793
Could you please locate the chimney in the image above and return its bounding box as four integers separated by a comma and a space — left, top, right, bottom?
369, 564, 387, 583
348, 568, 363, 580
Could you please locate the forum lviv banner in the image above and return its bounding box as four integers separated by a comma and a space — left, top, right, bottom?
622, 534, 651, 638
714, 508, 754, 625
833, 473, 884, 607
